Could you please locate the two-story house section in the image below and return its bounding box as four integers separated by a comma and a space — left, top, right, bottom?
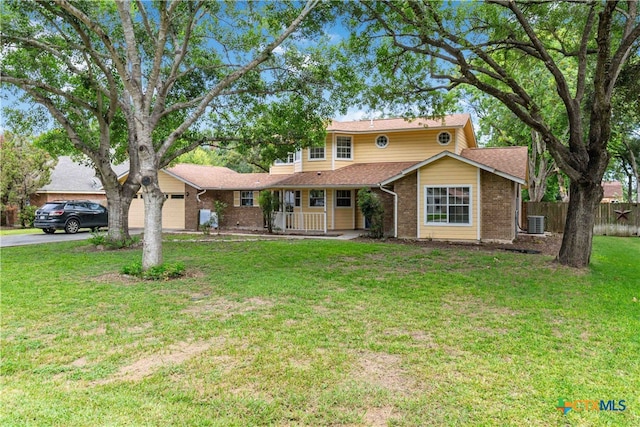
268, 114, 528, 242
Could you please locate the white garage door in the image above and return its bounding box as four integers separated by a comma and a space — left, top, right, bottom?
128, 194, 185, 229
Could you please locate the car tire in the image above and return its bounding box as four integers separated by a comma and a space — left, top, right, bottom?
43, 228, 55, 234
64, 218, 80, 234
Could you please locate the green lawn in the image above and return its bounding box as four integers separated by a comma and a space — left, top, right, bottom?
0, 227, 43, 236
1, 236, 638, 426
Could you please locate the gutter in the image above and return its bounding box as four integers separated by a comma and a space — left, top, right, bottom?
378, 184, 398, 238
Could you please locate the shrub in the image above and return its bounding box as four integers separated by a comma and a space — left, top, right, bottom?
357, 188, 385, 238
19, 205, 37, 228
121, 261, 185, 280
259, 191, 279, 233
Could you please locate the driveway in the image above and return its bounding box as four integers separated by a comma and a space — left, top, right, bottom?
0, 229, 142, 248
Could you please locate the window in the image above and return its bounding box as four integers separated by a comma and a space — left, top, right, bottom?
284, 190, 301, 212
335, 190, 352, 207
294, 149, 302, 162
309, 189, 325, 207
308, 146, 325, 160
425, 186, 470, 224
275, 153, 294, 164
438, 131, 452, 145
375, 135, 389, 148
336, 136, 352, 160
170, 194, 185, 199
295, 190, 301, 207
241, 191, 254, 206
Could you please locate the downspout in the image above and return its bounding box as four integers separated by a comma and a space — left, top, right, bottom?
379, 184, 398, 238
196, 189, 206, 203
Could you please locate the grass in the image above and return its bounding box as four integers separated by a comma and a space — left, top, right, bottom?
0, 227, 43, 236
1, 236, 638, 426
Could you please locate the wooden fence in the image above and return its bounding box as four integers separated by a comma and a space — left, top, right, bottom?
523, 202, 640, 236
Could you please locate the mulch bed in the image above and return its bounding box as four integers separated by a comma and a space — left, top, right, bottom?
356, 233, 563, 258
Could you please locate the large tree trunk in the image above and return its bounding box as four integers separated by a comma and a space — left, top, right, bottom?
141, 177, 165, 270
557, 180, 603, 268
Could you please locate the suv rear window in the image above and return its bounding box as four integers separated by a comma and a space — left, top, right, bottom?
41, 203, 66, 211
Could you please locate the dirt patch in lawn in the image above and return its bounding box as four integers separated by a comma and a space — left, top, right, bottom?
182, 296, 274, 320
94, 338, 224, 385
351, 350, 416, 396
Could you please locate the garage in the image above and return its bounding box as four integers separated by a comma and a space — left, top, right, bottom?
127, 170, 186, 229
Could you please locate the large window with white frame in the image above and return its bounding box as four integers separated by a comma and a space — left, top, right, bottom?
335, 189, 352, 207
309, 189, 325, 207
425, 186, 471, 224
308, 145, 325, 160
336, 136, 352, 160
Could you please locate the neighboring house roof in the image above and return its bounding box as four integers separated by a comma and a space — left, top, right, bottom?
327, 113, 471, 133
602, 181, 623, 199
460, 146, 528, 182
165, 163, 285, 190
273, 162, 420, 188
38, 156, 128, 194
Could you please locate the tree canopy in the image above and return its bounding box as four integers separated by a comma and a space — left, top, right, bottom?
347, 0, 640, 267
1, 0, 346, 268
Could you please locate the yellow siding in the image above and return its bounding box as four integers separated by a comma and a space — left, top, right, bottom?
418, 157, 479, 240
350, 129, 456, 164
270, 164, 295, 174
455, 128, 468, 153
158, 170, 186, 193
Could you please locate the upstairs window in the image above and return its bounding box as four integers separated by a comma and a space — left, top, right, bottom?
308, 146, 325, 160
438, 131, 452, 145
375, 135, 389, 148
336, 136, 352, 160
274, 153, 294, 164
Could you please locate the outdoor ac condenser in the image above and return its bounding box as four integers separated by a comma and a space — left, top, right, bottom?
527, 215, 545, 234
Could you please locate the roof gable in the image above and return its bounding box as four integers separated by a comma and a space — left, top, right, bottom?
381, 148, 527, 186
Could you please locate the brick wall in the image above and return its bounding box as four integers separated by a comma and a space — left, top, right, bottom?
394, 173, 417, 238
370, 188, 395, 237
185, 186, 263, 231
480, 171, 516, 241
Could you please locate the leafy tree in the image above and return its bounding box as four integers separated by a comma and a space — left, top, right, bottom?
1, 0, 338, 269
0, 133, 56, 226
357, 188, 384, 238
348, 1, 640, 267
213, 200, 228, 235
259, 191, 278, 234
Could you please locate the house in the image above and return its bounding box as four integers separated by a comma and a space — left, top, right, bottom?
31, 156, 122, 206
127, 114, 528, 242
126, 164, 284, 230
601, 181, 623, 203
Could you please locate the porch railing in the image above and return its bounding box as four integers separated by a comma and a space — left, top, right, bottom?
274, 212, 326, 233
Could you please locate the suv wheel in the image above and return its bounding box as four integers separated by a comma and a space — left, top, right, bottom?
64, 218, 80, 234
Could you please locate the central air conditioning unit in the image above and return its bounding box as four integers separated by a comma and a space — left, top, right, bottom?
527, 215, 545, 234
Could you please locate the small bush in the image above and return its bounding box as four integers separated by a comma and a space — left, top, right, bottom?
121, 261, 185, 280
19, 205, 37, 228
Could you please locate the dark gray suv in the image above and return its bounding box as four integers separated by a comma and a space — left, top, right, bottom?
34, 200, 108, 234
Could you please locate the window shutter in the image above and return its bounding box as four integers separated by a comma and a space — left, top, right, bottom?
233, 191, 240, 207
253, 191, 259, 207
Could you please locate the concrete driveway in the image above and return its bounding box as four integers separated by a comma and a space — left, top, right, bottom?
0, 229, 142, 248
